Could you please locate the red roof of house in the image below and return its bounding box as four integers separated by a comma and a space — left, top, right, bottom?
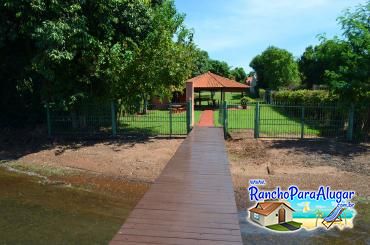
249, 202, 294, 216
187, 72, 249, 91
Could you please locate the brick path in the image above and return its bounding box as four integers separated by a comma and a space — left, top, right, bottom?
198, 110, 214, 127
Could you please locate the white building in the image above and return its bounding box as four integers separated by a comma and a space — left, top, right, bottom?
245, 75, 257, 95
249, 201, 295, 226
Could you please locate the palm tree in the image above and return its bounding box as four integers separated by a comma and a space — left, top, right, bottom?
315, 209, 324, 227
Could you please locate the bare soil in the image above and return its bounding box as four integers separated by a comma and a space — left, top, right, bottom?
226, 138, 370, 210
0, 127, 183, 183
8, 138, 183, 182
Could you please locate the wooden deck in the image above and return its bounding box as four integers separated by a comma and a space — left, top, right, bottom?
111, 127, 242, 245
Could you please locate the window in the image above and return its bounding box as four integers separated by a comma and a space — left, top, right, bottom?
253, 213, 260, 220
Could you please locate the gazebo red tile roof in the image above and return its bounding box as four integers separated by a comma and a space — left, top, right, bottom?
187, 72, 249, 92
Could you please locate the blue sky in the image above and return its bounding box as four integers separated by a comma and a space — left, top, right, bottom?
175, 0, 365, 72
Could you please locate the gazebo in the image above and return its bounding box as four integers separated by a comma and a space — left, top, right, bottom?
186, 72, 249, 125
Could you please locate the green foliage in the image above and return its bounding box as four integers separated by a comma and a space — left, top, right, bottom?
240, 96, 254, 105
327, 2, 370, 104
298, 1, 369, 106
299, 39, 350, 89
192, 49, 211, 76
191, 50, 242, 81
209, 60, 231, 78
230, 67, 247, 82
259, 89, 266, 100
272, 90, 338, 105
250, 46, 301, 90
0, 0, 196, 126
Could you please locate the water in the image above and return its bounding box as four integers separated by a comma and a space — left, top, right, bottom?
0, 167, 149, 244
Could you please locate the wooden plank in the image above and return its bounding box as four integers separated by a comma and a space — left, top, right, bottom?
110, 127, 242, 244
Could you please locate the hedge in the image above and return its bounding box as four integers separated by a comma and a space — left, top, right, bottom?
271, 90, 339, 105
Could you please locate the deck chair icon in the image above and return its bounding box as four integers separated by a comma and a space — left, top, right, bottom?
322, 205, 345, 229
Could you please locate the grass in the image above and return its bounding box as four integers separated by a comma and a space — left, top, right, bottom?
226, 105, 321, 137
266, 221, 302, 232
51, 99, 342, 139
194, 110, 202, 124
119, 110, 188, 136
195, 91, 247, 105
266, 224, 290, 231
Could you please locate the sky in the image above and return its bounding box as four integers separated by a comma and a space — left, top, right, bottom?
175, 0, 365, 72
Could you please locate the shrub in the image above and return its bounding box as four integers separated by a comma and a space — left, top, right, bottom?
259, 89, 266, 100
271, 90, 338, 105
240, 96, 254, 105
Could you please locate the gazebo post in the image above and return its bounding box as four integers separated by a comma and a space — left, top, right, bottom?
198, 91, 201, 106
186, 81, 194, 127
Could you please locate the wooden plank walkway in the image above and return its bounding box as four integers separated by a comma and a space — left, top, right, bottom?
111, 127, 242, 245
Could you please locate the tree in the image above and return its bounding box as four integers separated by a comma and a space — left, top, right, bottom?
299, 39, 351, 89
0, 0, 196, 126
326, 1, 370, 104
117, 0, 196, 108
191, 49, 211, 77
209, 60, 231, 78
250, 46, 301, 90
230, 67, 247, 83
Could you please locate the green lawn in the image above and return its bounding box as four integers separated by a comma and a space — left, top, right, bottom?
53, 101, 337, 138
266, 221, 302, 232
226, 105, 321, 137
266, 224, 290, 231
194, 110, 202, 124
195, 91, 247, 105
119, 110, 188, 136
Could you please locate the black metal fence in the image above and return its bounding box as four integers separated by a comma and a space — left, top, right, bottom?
46, 102, 191, 138
220, 102, 354, 140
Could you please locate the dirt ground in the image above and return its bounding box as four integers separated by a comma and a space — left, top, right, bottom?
226, 138, 370, 210
0, 127, 183, 183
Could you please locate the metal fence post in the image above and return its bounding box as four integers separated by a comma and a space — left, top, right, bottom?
347, 103, 354, 141
186, 100, 192, 134
111, 102, 117, 137
144, 98, 148, 114
254, 102, 260, 138
169, 103, 173, 138
223, 100, 228, 138
46, 103, 52, 138
301, 105, 305, 139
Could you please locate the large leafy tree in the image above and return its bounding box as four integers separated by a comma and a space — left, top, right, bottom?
327, 1, 370, 137
0, 0, 196, 126
116, 0, 196, 108
191, 49, 211, 77
230, 67, 247, 83
250, 46, 301, 90
326, 1, 370, 104
209, 60, 231, 78
299, 39, 350, 88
